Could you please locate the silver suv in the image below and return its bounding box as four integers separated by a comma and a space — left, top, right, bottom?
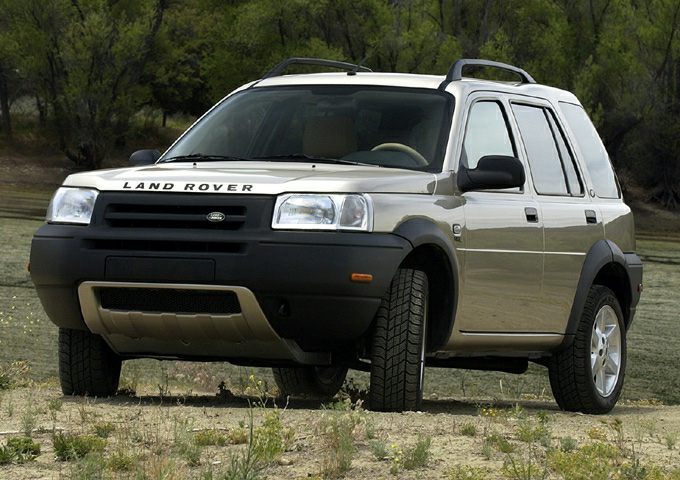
30, 58, 643, 413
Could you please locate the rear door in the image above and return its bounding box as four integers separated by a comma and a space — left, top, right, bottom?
456, 95, 544, 333
509, 99, 604, 333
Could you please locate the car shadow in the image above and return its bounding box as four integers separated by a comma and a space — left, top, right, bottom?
59, 392, 661, 416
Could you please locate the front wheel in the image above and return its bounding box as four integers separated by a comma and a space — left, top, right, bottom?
59, 328, 122, 397
549, 285, 626, 414
369, 268, 428, 412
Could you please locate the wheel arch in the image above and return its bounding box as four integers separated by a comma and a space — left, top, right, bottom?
393, 219, 460, 351
562, 240, 636, 348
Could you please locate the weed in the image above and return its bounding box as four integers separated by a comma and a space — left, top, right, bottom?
587, 426, 608, 441
559, 436, 577, 452
317, 409, 360, 478
370, 438, 389, 460
0, 436, 41, 464
363, 415, 377, 440
448, 464, 490, 480
547, 442, 620, 480
485, 432, 515, 454
93, 421, 116, 438
194, 429, 228, 447
389, 443, 403, 475
402, 436, 432, 470
607, 418, 626, 451
69, 452, 107, 480
665, 431, 678, 450
108, 449, 137, 472
516, 416, 551, 447
173, 417, 202, 466
48, 397, 62, 424
228, 424, 249, 445
460, 422, 477, 437
0, 446, 12, 465
48, 397, 63, 412
478, 405, 503, 421
5, 396, 14, 417
253, 409, 291, 464
20, 406, 37, 437
0, 361, 30, 390
53, 433, 106, 461
502, 449, 549, 480
481, 441, 493, 460
7, 436, 41, 460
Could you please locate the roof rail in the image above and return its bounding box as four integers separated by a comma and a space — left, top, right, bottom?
262, 57, 372, 79
438, 58, 536, 90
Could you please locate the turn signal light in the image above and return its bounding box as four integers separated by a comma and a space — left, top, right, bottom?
351, 273, 373, 283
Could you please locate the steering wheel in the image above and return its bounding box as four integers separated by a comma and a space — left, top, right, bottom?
371, 143, 429, 166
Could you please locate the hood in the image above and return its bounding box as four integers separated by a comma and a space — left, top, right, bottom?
62, 161, 437, 195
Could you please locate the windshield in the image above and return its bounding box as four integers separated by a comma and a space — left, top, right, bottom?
162, 85, 453, 172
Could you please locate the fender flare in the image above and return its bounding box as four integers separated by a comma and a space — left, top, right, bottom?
561, 239, 639, 347
393, 218, 460, 350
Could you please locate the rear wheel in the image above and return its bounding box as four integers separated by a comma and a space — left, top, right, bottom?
369, 268, 428, 412
549, 285, 626, 414
273, 365, 348, 399
59, 328, 122, 397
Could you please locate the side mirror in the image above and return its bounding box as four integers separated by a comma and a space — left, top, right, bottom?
129, 149, 161, 166
457, 155, 525, 193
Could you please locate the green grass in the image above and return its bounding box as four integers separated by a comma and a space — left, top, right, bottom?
1, 214, 679, 404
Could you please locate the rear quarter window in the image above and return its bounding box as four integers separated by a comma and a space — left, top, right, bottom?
559, 102, 620, 199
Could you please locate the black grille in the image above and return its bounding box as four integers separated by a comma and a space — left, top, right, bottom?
104, 203, 247, 230
93, 193, 274, 233
99, 288, 241, 315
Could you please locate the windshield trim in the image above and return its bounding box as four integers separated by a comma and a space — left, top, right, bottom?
159, 84, 455, 173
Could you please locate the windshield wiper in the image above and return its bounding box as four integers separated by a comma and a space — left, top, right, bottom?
251, 154, 379, 167
162, 153, 252, 163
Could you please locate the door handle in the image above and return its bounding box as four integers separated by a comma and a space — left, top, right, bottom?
525, 207, 539, 223
585, 209, 597, 224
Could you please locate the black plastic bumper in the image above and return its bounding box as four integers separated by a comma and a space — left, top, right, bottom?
30, 223, 412, 351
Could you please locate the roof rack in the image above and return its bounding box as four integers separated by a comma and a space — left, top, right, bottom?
262, 57, 372, 79
438, 58, 536, 90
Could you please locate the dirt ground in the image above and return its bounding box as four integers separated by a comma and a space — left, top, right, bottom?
0, 385, 678, 479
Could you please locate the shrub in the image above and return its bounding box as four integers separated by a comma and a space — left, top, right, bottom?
402, 436, 432, 470
194, 429, 228, 447
53, 433, 106, 461
93, 421, 116, 438
460, 422, 477, 437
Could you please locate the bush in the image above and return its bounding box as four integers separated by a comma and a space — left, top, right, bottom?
53, 433, 106, 461
194, 429, 228, 447
0, 436, 41, 464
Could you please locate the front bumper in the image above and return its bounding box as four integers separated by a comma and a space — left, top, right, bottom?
30, 222, 411, 360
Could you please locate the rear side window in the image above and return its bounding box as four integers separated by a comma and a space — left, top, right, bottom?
462, 101, 515, 169
559, 102, 620, 198
511, 104, 569, 195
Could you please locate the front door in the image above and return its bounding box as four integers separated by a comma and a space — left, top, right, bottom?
456, 97, 545, 333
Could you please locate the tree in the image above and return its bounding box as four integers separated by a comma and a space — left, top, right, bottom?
11, 0, 168, 169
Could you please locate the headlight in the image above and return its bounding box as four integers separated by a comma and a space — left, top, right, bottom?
46, 187, 99, 225
272, 194, 372, 231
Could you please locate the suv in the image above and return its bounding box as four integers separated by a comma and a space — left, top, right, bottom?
30, 58, 642, 413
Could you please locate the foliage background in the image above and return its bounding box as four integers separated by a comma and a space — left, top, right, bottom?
0, 0, 679, 206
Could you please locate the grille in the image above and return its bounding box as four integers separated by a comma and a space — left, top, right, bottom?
94, 193, 273, 233
104, 204, 247, 230
99, 288, 241, 315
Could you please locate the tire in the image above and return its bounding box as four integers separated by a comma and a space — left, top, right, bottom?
369, 268, 428, 412
272, 365, 348, 399
549, 285, 626, 414
59, 328, 122, 397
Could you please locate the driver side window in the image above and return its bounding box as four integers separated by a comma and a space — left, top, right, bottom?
462, 101, 515, 169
